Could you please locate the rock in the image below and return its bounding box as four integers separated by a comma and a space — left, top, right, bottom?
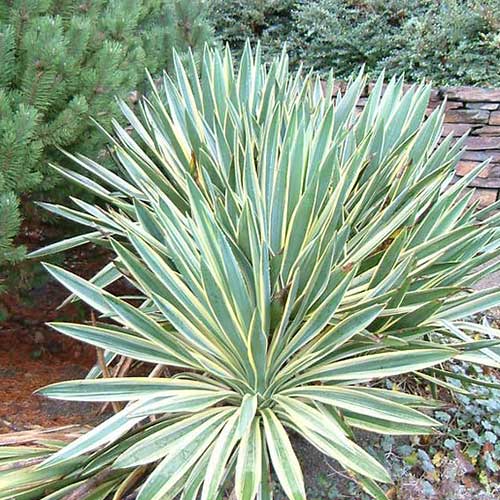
467, 187, 498, 207
464, 137, 500, 150
441, 86, 500, 102
461, 150, 500, 162
468, 176, 500, 189
489, 111, 500, 125
428, 100, 463, 111
428, 88, 440, 101
442, 123, 473, 137
466, 102, 499, 111
456, 161, 490, 178
471, 125, 500, 136
489, 164, 500, 178
444, 109, 490, 124
445, 101, 465, 111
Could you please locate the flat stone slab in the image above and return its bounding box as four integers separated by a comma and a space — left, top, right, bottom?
473, 125, 500, 136
441, 87, 500, 102
464, 137, 500, 150
490, 111, 500, 125
444, 109, 490, 124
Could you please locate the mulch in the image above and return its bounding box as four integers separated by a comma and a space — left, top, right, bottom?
0, 225, 111, 432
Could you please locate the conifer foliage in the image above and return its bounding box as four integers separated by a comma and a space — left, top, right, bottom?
0, 0, 212, 271
0, 193, 23, 276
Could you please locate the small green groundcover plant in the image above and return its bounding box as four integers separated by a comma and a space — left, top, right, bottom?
2, 43, 500, 499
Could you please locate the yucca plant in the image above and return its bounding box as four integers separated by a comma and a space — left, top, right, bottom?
2, 43, 500, 500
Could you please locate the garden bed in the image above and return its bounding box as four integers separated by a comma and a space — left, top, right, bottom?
0, 231, 110, 432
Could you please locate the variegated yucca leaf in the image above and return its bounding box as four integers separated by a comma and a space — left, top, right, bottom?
4, 42, 500, 500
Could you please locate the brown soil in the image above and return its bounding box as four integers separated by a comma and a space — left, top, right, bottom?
0, 327, 99, 432
0, 229, 111, 432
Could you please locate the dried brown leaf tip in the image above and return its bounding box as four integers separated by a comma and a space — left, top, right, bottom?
342, 262, 354, 272
273, 284, 291, 306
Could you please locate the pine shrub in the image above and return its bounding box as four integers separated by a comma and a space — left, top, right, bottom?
0, 193, 23, 272
210, 0, 500, 86
0, 0, 213, 274
209, 0, 296, 60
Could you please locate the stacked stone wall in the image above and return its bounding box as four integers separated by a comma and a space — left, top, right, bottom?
352, 85, 500, 207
